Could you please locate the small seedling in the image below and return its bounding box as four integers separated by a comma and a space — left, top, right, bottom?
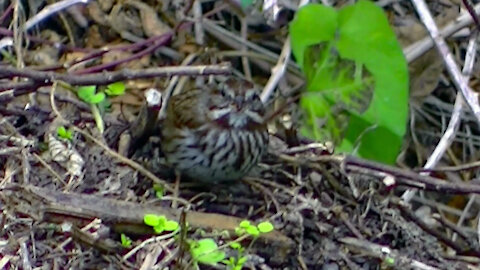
235, 220, 274, 237
120, 233, 132, 248
190, 238, 225, 265
105, 81, 126, 96
77, 85, 105, 104
153, 184, 165, 199
144, 214, 179, 234
76, 82, 126, 134
57, 126, 73, 140
223, 220, 274, 269
257, 221, 274, 233
223, 256, 248, 270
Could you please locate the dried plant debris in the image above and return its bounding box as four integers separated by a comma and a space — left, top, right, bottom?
1, 1, 480, 269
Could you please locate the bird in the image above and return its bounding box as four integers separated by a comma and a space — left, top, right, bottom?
161, 77, 269, 182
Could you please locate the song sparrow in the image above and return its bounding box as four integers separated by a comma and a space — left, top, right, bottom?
161, 78, 268, 182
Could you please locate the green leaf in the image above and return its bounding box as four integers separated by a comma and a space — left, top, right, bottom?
290, 1, 408, 164
257, 221, 274, 233
144, 214, 161, 227
164, 220, 179, 231
245, 225, 259, 237
153, 225, 165, 234
229, 242, 241, 250
237, 256, 248, 265
105, 81, 126, 96
77, 85, 96, 102
57, 126, 73, 140
88, 92, 106, 104
120, 233, 132, 248
239, 220, 251, 228
77, 85, 105, 104
190, 238, 225, 265
153, 184, 164, 199
290, 4, 337, 70
335, 0, 408, 163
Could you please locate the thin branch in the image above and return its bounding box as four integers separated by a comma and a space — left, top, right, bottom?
401, 31, 478, 202
410, 0, 480, 137
404, 3, 480, 62
0, 63, 231, 87
24, 0, 90, 31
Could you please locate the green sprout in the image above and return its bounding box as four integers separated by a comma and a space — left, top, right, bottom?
105, 81, 126, 96
143, 214, 179, 234
57, 126, 73, 141
235, 220, 274, 237
153, 184, 165, 199
190, 238, 225, 266
120, 233, 132, 248
75, 82, 126, 134
77, 85, 105, 104
186, 220, 274, 268
223, 255, 248, 270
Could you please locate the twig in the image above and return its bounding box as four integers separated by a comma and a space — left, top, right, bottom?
461, 0, 480, 29
73, 33, 173, 74
159, 53, 199, 120
404, 3, 480, 62
401, 31, 478, 202
339, 237, 440, 270
24, 0, 90, 31
260, 0, 310, 102
410, 0, 480, 142
0, 63, 231, 87
193, 0, 204, 45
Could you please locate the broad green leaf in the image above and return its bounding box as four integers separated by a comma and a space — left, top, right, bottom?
57, 126, 73, 140
246, 225, 259, 237
89, 92, 106, 104
229, 242, 241, 249
334, 0, 408, 163
120, 233, 132, 248
191, 238, 225, 265
153, 225, 164, 234
257, 221, 274, 233
144, 214, 161, 227
105, 81, 126, 96
290, 0, 408, 164
239, 220, 251, 228
164, 220, 179, 231
77, 85, 97, 103
290, 5, 337, 69
238, 256, 248, 265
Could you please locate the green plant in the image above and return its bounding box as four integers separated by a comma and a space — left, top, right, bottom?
76, 82, 126, 133
222, 220, 274, 269
120, 233, 132, 248
190, 238, 226, 265
57, 126, 73, 140
143, 214, 179, 234
77, 85, 106, 104
290, 0, 408, 164
104, 81, 126, 96
235, 220, 274, 237
153, 184, 165, 199
187, 220, 274, 269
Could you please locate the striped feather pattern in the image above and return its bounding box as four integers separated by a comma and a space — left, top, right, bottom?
161, 78, 268, 182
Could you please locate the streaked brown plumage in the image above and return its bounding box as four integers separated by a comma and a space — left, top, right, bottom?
161, 78, 268, 182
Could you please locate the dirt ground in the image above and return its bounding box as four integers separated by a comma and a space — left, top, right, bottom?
2, 1, 480, 269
